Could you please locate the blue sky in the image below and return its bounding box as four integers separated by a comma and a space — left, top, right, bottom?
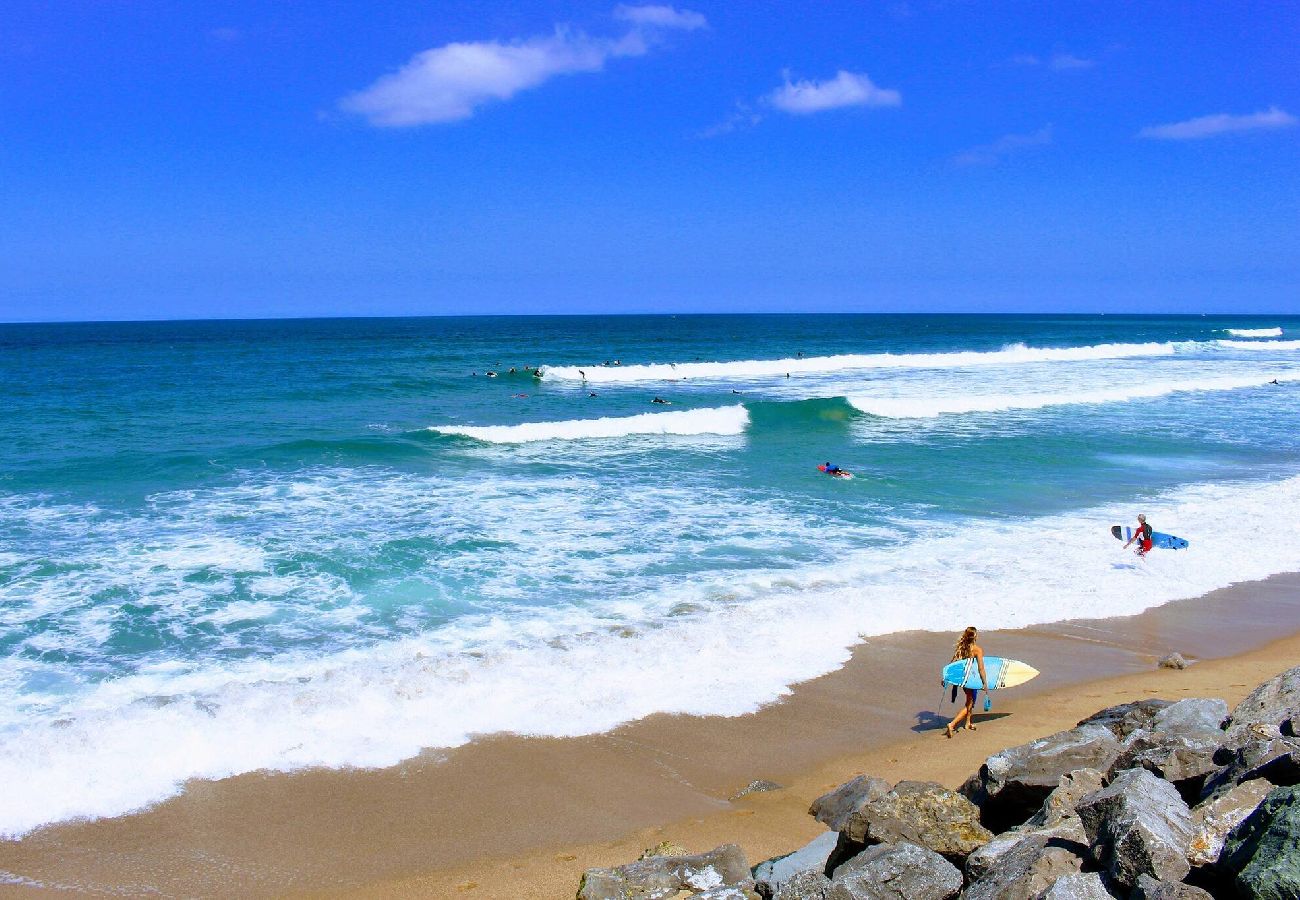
1, 1, 1297, 321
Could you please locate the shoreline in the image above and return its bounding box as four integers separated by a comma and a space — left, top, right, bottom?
3, 573, 1299, 897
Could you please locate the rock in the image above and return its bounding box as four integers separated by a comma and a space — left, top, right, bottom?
826, 842, 961, 900
961, 832, 1085, 900
1031, 871, 1115, 899
1225, 663, 1300, 740
1078, 699, 1174, 740
1152, 698, 1228, 736
641, 840, 691, 860
733, 780, 784, 799
966, 769, 1100, 879
1024, 768, 1107, 829
1076, 767, 1194, 891
1158, 653, 1189, 670
695, 887, 763, 900
1199, 735, 1300, 800
1108, 733, 1220, 795
1129, 874, 1213, 899
769, 869, 831, 900
1220, 784, 1300, 900
809, 776, 891, 832
753, 832, 838, 899
841, 780, 992, 863
578, 843, 755, 900
1187, 777, 1271, 866
962, 723, 1121, 831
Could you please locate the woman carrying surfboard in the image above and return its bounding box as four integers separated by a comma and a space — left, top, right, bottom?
945, 627, 986, 738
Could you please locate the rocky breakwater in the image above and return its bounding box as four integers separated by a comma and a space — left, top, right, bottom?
575, 664, 1300, 899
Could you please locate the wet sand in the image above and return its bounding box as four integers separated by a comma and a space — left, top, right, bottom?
2, 573, 1298, 898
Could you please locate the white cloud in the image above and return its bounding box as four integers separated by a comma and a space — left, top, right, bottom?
1008, 54, 1040, 67
767, 70, 901, 115
1050, 53, 1094, 70
614, 4, 707, 30
1138, 106, 1297, 140
953, 125, 1052, 166
340, 7, 706, 127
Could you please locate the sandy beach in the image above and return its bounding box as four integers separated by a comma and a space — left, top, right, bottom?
3, 573, 1298, 898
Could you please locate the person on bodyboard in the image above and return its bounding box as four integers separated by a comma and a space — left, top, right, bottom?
820, 462, 851, 478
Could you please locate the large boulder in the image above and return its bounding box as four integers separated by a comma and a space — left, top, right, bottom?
1078, 699, 1174, 740
1199, 736, 1300, 801
809, 776, 891, 832
965, 769, 1100, 879
825, 842, 961, 900
962, 724, 1121, 831
753, 832, 839, 900
768, 870, 830, 900
1152, 698, 1229, 737
1031, 872, 1115, 899
1219, 784, 1300, 900
578, 843, 757, 900
1225, 664, 1300, 740
1129, 874, 1213, 899
1187, 777, 1272, 867
841, 780, 991, 864
961, 832, 1085, 900
1024, 768, 1107, 830
1108, 733, 1221, 796
1077, 767, 1194, 891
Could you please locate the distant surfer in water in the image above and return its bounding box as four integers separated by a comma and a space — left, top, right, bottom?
651, 397, 671, 404
821, 462, 851, 477
1123, 513, 1153, 557
945, 627, 986, 738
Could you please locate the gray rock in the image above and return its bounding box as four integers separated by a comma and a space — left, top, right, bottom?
1158, 653, 1189, 670
966, 769, 1100, 879
1077, 767, 1194, 891
1108, 733, 1220, 790
578, 843, 755, 899
1078, 699, 1174, 740
809, 776, 891, 832
695, 887, 762, 900
1024, 768, 1107, 829
1220, 784, 1300, 900
770, 869, 831, 900
826, 842, 961, 900
1199, 735, 1300, 800
1152, 698, 1229, 736
753, 832, 839, 899
842, 780, 991, 863
1129, 874, 1213, 899
962, 723, 1121, 830
1187, 777, 1271, 866
1031, 872, 1115, 899
961, 832, 1085, 900
733, 780, 784, 799
1226, 663, 1300, 740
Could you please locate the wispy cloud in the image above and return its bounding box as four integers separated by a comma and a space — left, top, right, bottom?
698, 103, 762, 138
767, 70, 901, 115
953, 125, 1052, 166
613, 4, 706, 30
1006, 52, 1095, 70
340, 5, 705, 127
1138, 106, 1297, 140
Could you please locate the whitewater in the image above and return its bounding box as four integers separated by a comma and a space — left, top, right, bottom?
2, 313, 1299, 838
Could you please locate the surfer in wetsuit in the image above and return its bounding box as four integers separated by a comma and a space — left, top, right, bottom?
1123, 513, 1154, 557
945, 626, 987, 738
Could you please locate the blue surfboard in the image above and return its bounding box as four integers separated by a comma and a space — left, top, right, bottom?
941, 656, 1039, 690
1110, 525, 1189, 550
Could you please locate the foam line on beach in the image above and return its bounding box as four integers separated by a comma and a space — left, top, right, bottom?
4, 474, 1300, 838
845, 374, 1300, 418
538, 341, 1182, 383
427, 405, 749, 443
1224, 327, 1283, 337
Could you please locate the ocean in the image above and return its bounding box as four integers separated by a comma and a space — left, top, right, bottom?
2, 313, 1299, 838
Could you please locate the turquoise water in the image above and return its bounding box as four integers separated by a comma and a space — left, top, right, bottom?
3, 313, 1300, 835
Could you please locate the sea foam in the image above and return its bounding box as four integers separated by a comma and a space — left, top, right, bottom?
1224, 327, 1283, 338
428, 405, 749, 443
846, 374, 1300, 419
539, 342, 1180, 383
4, 473, 1300, 838
1218, 339, 1300, 350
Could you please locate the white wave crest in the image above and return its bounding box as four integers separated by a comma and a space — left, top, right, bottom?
540, 342, 1179, 383
847, 374, 1300, 419
1218, 339, 1300, 351
1224, 327, 1283, 338
429, 405, 749, 443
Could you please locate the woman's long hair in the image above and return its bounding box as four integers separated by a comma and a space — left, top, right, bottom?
951, 626, 978, 661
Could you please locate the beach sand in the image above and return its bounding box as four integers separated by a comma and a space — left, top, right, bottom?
2, 574, 1298, 898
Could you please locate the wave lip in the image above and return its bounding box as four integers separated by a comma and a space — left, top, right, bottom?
1224, 327, 1283, 338
428, 405, 749, 443
539, 342, 1181, 383
847, 374, 1300, 419
1218, 339, 1300, 350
